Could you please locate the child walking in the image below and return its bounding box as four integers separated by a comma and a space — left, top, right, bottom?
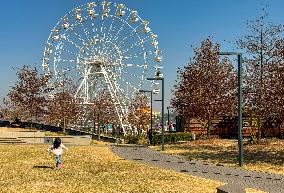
48, 137, 68, 169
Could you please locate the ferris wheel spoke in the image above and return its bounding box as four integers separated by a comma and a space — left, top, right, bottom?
107, 31, 147, 56
60, 47, 78, 57
104, 14, 134, 44
107, 25, 138, 53
125, 63, 147, 68
79, 17, 94, 43
111, 12, 132, 42
108, 60, 146, 68
112, 17, 139, 42
106, 9, 118, 38
103, 41, 123, 56
122, 37, 151, 54
104, 25, 144, 58
65, 35, 92, 54
121, 70, 143, 80
111, 25, 141, 50
70, 26, 89, 47
119, 77, 138, 91
122, 52, 144, 59
57, 58, 77, 63
102, 46, 121, 57
61, 35, 82, 50
100, 21, 106, 39
121, 50, 147, 64
99, 3, 110, 39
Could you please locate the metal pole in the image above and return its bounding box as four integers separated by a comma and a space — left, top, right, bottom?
93, 106, 96, 136
167, 107, 170, 131
116, 124, 119, 145
63, 75, 66, 134
145, 77, 165, 150
238, 54, 244, 167
161, 78, 165, 151
98, 111, 101, 141
150, 91, 153, 144
63, 117, 66, 134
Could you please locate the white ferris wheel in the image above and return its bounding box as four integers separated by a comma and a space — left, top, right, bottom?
42, 1, 162, 133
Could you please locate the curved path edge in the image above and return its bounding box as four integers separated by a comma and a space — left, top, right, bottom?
111, 145, 284, 193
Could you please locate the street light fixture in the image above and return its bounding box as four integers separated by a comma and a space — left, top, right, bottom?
147, 77, 165, 151
139, 89, 153, 144
219, 52, 243, 167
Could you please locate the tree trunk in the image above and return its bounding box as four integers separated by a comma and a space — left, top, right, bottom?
207, 119, 212, 137
257, 117, 262, 142
203, 121, 208, 137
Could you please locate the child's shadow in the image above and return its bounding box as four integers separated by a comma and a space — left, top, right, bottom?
33, 165, 54, 169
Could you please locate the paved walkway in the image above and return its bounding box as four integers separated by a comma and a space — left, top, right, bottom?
112, 145, 284, 193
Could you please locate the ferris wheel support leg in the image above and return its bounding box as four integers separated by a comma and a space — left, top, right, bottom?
101, 66, 131, 135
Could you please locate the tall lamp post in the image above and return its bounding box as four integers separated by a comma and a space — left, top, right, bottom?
62, 74, 66, 134
147, 77, 165, 151
219, 52, 243, 167
139, 89, 153, 144
167, 106, 173, 131
61, 69, 69, 134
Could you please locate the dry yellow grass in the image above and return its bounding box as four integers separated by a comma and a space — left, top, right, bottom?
245, 188, 268, 193
0, 143, 224, 193
90, 139, 110, 145
150, 138, 284, 175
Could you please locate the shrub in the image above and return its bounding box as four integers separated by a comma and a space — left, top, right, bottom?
137, 137, 149, 145
152, 132, 192, 145
0, 120, 10, 127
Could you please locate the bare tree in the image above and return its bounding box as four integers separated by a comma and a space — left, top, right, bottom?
92, 90, 119, 135
171, 38, 237, 135
0, 97, 20, 121
237, 12, 284, 139
6, 65, 49, 123
45, 76, 79, 132
46, 91, 79, 130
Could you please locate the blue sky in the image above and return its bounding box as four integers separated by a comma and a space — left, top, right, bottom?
1, 0, 284, 110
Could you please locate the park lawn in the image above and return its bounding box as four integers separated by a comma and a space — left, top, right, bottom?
0, 143, 225, 193
150, 138, 284, 175
245, 188, 267, 193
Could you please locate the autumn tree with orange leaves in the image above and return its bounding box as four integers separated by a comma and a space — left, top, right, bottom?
128, 93, 151, 134
171, 38, 237, 135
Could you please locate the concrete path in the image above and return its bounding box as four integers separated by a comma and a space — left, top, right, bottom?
112, 145, 284, 193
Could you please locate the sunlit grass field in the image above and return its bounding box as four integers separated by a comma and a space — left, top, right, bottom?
0, 143, 226, 193
0, 140, 271, 193
150, 138, 284, 175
